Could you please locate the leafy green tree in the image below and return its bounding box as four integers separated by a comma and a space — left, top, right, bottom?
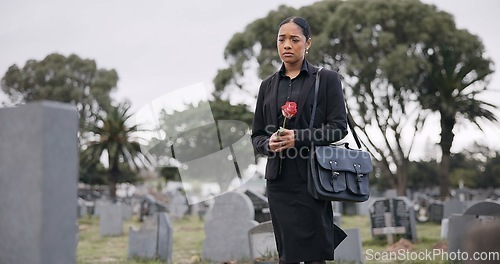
417, 30, 496, 198
1, 53, 118, 130
213, 0, 496, 197
83, 103, 149, 199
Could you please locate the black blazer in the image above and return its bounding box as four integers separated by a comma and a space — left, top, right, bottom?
251, 62, 348, 180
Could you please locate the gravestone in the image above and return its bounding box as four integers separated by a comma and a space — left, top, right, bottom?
369, 197, 417, 243
100, 203, 123, 236
463, 201, 500, 216
168, 191, 189, 220
128, 212, 173, 262
428, 201, 444, 223
248, 221, 277, 260
447, 201, 500, 254
443, 199, 466, 219
357, 197, 373, 216
334, 228, 364, 264
0, 102, 78, 264
245, 189, 271, 223
392, 197, 417, 242
121, 203, 133, 220
369, 198, 391, 236
202, 191, 258, 262
128, 224, 157, 259
157, 212, 174, 262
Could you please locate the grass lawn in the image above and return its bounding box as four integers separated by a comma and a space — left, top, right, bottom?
77, 214, 449, 263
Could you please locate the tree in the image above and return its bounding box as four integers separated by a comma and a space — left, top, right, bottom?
417, 29, 496, 198
1, 53, 118, 130
83, 103, 149, 199
213, 0, 496, 197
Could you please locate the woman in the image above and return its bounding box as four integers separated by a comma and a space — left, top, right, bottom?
251, 17, 348, 263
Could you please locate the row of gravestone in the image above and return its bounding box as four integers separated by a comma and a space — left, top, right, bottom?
201, 190, 364, 264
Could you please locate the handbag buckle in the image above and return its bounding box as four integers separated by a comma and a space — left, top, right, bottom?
329, 160, 339, 179
353, 164, 363, 182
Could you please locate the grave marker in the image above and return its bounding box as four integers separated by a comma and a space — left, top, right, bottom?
202, 191, 258, 262
0, 102, 78, 264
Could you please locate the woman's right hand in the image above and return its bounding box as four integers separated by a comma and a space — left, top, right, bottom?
269, 129, 295, 152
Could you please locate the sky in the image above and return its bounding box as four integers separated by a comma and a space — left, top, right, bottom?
1, 0, 500, 156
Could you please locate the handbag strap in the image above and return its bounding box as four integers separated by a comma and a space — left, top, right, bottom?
309, 67, 363, 149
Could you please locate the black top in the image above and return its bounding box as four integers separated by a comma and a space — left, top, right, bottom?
277, 61, 310, 129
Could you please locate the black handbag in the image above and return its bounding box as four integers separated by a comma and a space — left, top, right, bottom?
307, 68, 372, 202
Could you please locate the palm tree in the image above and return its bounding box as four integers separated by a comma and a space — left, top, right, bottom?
83, 103, 149, 199
419, 29, 497, 199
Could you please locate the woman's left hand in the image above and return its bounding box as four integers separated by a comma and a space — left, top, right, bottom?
271, 128, 295, 152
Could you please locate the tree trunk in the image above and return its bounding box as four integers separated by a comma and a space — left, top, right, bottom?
396, 161, 408, 196
438, 112, 455, 200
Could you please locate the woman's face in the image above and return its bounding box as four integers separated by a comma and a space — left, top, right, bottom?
277, 22, 311, 65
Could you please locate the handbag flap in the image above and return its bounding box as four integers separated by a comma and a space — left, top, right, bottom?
315, 146, 372, 174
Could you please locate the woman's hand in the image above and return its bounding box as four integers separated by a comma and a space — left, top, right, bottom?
269, 128, 295, 152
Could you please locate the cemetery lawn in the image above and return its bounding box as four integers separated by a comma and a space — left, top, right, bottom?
77, 216, 205, 264
78, 215, 446, 263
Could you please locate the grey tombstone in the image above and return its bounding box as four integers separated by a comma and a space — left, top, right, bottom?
248, 221, 277, 259
463, 201, 500, 216
128, 226, 157, 259
202, 191, 258, 262
335, 228, 364, 264
443, 199, 466, 219
357, 197, 374, 216
168, 191, 189, 220
384, 189, 397, 198
369, 198, 391, 238
94, 199, 110, 217
369, 197, 417, 243
128, 212, 173, 262
121, 203, 133, 220
0, 102, 78, 264
447, 201, 500, 254
157, 213, 174, 262
392, 197, 418, 242
245, 189, 271, 223
428, 201, 444, 223
100, 203, 123, 236
447, 214, 479, 254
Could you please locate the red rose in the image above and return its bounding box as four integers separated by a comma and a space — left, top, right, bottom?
281, 101, 297, 119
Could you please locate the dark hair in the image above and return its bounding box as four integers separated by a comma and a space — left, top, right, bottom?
278, 16, 311, 39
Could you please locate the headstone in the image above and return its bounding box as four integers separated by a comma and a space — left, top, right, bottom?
0, 102, 78, 264
463, 201, 500, 216
343, 202, 358, 216
369, 197, 417, 243
202, 191, 258, 262
369, 198, 392, 237
357, 197, 373, 216
94, 199, 109, 217
245, 189, 271, 223
392, 197, 418, 242
384, 189, 397, 198
248, 221, 277, 260
157, 213, 174, 262
121, 203, 133, 220
100, 203, 123, 236
447, 201, 500, 254
447, 214, 478, 254
334, 228, 364, 264
443, 199, 466, 219
440, 218, 449, 240
168, 191, 189, 220
128, 212, 173, 262
128, 222, 157, 259
428, 201, 444, 223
